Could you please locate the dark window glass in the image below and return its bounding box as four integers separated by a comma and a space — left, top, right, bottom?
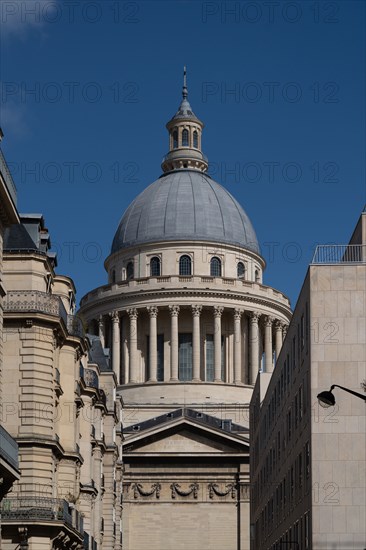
126, 261, 134, 280
237, 262, 245, 278
178, 333, 192, 381
173, 130, 178, 148
210, 256, 222, 277
193, 130, 198, 148
182, 129, 189, 146
150, 256, 161, 276
179, 255, 192, 275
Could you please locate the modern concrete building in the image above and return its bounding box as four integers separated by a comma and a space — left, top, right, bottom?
0, 213, 123, 549
250, 208, 366, 549
78, 75, 292, 550
0, 130, 20, 501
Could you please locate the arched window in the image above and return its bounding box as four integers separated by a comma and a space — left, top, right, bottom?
182, 129, 189, 146
150, 256, 161, 277
126, 261, 134, 280
179, 255, 192, 276
173, 130, 178, 148
237, 262, 245, 279
255, 269, 260, 282
193, 130, 198, 148
210, 257, 222, 277
111, 269, 116, 284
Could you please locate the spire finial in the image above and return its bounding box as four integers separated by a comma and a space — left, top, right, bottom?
182, 66, 188, 99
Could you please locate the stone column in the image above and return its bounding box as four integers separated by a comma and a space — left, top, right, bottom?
249, 312, 260, 385
192, 305, 202, 381
264, 316, 274, 373
111, 311, 120, 384
282, 324, 288, 342
98, 315, 105, 349
214, 306, 224, 382
147, 306, 158, 382
233, 309, 243, 384
169, 305, 180, 381
274, 320, 283, 363
127, 308, 138, 383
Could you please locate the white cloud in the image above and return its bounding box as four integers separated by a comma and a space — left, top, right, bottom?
0, 0, 60, 38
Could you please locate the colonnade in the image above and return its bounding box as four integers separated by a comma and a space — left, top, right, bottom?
93, 306, 288, 386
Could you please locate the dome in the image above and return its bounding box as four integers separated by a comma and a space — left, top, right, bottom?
111, 170, 260, 254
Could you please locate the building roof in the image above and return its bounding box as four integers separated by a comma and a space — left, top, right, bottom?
111, 170, 260, 254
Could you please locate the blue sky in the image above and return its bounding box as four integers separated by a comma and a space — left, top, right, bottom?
1, 0, 365, 307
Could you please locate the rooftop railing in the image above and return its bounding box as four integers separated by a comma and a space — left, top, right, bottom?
312, 244, 366, 264
0, 424, 19, 471
0, 148, 17, 206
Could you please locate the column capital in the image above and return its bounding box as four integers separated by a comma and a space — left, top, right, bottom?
213, 305, 224, 318
147, 306, 158, 318
234, 308, 243, 321
98, 314, 104, 325
274, 319, 284, 331
127, 307, 138, 320
250, 311, 261, 323
111, 310, 120, 323
169, 305, 180, 317
191, 304, 202, 317
264, 315, 274, 327
282, 324, 289, 337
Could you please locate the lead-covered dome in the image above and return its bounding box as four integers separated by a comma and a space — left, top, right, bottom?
111, 170, 259, 254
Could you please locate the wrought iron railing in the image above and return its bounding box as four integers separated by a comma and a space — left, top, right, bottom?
67, 314, 84, 337
0, 497, 83, 534
0, 425, 19, 470
0, 148, 17, 206
3, 290, 68, 325
312, 244, 366, 264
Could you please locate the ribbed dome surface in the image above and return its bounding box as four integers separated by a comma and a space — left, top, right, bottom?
111, 171, 259, 254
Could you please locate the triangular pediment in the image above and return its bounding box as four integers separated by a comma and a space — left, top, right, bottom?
123, 414, 249, 456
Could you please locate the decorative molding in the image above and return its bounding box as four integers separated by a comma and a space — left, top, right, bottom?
191, 304, 202, 317
264, 315, 274, 327
127, 307, 138, 320
250, 311, 260, 323
274, 320, 283, 332
111, 310, 120, 323
213, 305, 224, 318
170, 482, 199, 499
233, 308, 243, 321
147, 306, 158, 318
132, 482, 161, 499
169, 305, 180, 317
208, 483, 236, 499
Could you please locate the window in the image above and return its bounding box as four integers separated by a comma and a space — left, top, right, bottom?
237, 261, 245, 278
193, 130, 198, 148
178, 333, 192, 381
126, 261, 134, 280
146, 334, 164, 382
206, 334, 225, 381
111, 269, 116, 284
150, 256, 161, 276
173, 130, 178, 148
182, 129, 189, 146
179, 255, 192, 275
210, 256, 222, 277
255, 269, 260, 282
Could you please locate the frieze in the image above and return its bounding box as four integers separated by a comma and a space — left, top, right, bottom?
170, 482, 199, 499
208, 483, 236, 499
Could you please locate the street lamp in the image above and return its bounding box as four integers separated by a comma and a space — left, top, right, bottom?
317, 384, 366, 408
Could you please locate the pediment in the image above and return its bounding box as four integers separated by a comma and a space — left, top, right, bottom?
123, 417, 249, 455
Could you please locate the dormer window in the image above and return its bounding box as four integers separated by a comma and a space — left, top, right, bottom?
182, 129, 189, 147
173, 130, 178, 149
193, 130, 198, 148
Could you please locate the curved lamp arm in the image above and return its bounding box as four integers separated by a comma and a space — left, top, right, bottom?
331, 384, 366, 402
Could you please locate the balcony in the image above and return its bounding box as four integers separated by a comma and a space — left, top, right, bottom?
312, 244, 366, 264
84, 368, 99, 389
67, 314, 84, 337
1, 497, 83, 535
3, 290, 68, 326
0, 425, 19, 471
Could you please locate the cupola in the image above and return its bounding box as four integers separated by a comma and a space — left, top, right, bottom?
161, 67, 208, 173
